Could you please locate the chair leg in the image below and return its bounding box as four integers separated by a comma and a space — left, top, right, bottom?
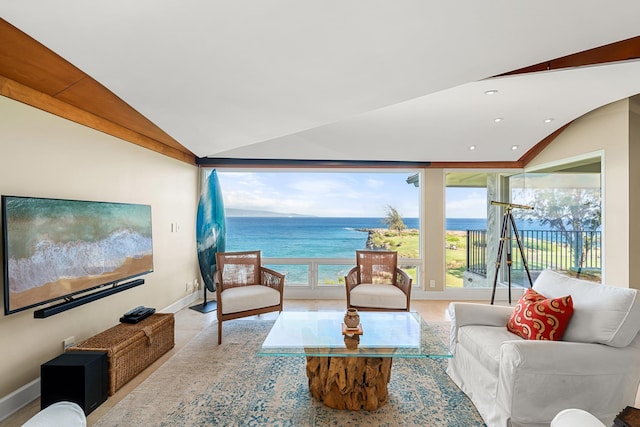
217, 320, 222, 345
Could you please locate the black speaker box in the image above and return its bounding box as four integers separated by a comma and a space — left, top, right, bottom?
41, 351, 108, 415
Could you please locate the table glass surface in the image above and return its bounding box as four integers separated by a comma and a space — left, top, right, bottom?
258, 311, 451, 358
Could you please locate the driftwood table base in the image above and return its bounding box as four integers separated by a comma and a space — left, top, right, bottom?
306, 356, 392, 410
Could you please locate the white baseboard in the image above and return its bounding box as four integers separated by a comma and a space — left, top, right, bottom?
0, 291, 201, 422
160, 291, 201, 314
0, 378, 40, 422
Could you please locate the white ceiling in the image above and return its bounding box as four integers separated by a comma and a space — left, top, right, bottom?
3, 1, 640, 162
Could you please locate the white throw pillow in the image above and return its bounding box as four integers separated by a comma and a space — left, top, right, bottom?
533, 269, 640, 347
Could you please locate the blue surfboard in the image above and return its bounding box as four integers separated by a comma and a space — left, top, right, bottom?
196, 169, 226, 295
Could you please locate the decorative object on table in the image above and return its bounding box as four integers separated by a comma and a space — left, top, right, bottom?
343, 307, 360, 329
191, 169, 226, 314
344, 334, 360, 350
344, 250, 412, 311
489, 200, 534, 304
341, 322, 364, 335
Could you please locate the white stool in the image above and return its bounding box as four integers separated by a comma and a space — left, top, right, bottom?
550, 408, 606, 427
22, 401, 86, 427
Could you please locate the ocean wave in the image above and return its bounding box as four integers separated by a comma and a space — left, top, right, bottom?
8, 229, 152, 292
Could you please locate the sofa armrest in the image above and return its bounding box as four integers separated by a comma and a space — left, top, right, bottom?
496, 338, 640, 424
448, 302, 513, 351
449, 302, 514, 327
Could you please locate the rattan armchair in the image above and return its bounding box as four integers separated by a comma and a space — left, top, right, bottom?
215, 250, 284, 344
344, 250, 412, 311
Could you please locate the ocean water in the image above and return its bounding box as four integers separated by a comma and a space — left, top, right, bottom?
224, 217, 487, 258
4, 197, 153, 291
223, 216, 564, 283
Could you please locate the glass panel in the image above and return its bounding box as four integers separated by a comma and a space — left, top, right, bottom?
258, 311, 451, 358
445, 173, 489, 288
317, 264, 351, 286
265, 264, 308, 286
219, 172, 420, 258
217, 171, 421, 288
509, 162, 602, 283
399, 264, 418, 285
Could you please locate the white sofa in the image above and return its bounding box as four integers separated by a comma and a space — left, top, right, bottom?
22, 401, 86, 427
446, 269, 640, 427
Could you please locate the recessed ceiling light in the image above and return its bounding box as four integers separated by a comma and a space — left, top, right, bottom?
469, 145, 476, 151
494, 117, 504, 123
484, 90, 498, 95
511, 145, 519, 150
544, 118, 554, 123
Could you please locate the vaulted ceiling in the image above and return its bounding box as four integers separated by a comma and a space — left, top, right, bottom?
2, 2, 640, 167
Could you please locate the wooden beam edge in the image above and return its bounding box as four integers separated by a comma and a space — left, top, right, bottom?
518, 123, 572, 166
0, 76, 196, 165
427, 161, 523, 169
497, 36, 640, 76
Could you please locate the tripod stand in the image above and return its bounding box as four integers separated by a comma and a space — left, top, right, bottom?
490, 201, 534, 305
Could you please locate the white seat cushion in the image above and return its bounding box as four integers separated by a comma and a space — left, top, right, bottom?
220, 285, 280, 314
350, 283, 407, 309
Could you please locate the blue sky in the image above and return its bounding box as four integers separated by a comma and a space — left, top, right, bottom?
446, 187, 488, 219
216, 171, 486, 218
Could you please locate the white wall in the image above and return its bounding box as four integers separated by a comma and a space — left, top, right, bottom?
526, 99, 630, 286
423, 169, 445, 291
0, 97, 199, 399
629, 96, 640, 290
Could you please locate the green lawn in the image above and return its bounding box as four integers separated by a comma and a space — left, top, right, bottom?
368, 228, 466, 287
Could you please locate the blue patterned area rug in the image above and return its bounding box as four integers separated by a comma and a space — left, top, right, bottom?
95, 319, 485, 427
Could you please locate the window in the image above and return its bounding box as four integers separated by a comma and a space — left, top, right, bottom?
445, 172, 489, 288
215, 170, 421, 288
509, 157, 602, 283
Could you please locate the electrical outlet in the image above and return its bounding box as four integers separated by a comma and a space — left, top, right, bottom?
63, 336, 75, 351
194, 279, 199, 290
186, 282, 190, 292
429, 279, 436, 288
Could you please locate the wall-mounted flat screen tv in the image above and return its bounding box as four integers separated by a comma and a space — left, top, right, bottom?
2, 195, 153, 315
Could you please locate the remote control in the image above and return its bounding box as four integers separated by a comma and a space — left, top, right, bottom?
123, 305, 145, 317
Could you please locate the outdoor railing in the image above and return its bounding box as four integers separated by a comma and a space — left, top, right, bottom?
263, 257, 422, 289
467, 229, 487, 277
466, 229, 602, 279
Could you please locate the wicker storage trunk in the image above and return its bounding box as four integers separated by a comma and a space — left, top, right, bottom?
68, 313, 174, 395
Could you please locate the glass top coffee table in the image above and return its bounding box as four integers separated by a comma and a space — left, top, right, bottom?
258, 311, 451, 410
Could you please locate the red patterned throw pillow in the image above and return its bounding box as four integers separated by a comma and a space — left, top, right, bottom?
507, 289, 574, 341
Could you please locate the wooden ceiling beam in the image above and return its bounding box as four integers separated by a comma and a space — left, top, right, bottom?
0, 76, 195, 164
0, 19, 195, 165
498, 36, 640, 76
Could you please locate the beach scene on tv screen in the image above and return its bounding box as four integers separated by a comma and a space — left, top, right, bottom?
5, 197, 153, 312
